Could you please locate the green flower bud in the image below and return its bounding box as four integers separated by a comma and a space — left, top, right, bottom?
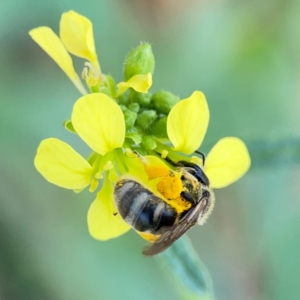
131, 91, 152, 107
141, 135, 157, 151
126, 127, 142, 145
119, 105, 127, 111
123, 109, 137, 129
103, 74, 116, 97
124, 43, 155, 81
151, 91, 179, 114
98, 86, 112, 97
128, 103, 140, 113
136, 109, 157, 130
150, 116, 168, 138
117, 94, 130, 106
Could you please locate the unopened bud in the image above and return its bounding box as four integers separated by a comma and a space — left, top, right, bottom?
131, 91, 152, 107
128, 103, 140, 113
126, 128, 142, 144
151, 91, 179, 114
123, 109, 137, 129
150, 116, 168, 138
103, 74, 116, 97
142, 135, 157, 150
124, 43, 155, 81
99, 86, 112, 97
136, 110, 157, 130
117, 94, 130, 106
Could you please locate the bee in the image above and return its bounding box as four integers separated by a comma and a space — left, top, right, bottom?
113, 154, 214, 256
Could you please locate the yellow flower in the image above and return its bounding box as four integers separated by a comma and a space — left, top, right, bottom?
166, 90, 251, 189
31, 11, 250, 243
29, 11, 152, 96
34, 89, 250, 242
34, 93, 134, 239
60, 11, 100, 75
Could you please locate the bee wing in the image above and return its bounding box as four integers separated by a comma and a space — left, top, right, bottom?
143, 192, 210, 256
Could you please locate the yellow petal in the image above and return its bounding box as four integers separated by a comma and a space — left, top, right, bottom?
204, 137, 251, 189
29, 27, 87, 95
72, 93, 125, 155
121, 155, 145, 178
87, 179, 131, 240
34, 138, 93, 189
60, 11, 100, 74
167, 91, 209, 155
117, 73, 152, 96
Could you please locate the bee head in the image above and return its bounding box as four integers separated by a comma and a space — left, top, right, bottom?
178, 161, 210, 187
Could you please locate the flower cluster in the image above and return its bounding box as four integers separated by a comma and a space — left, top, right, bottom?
31, 11, 251, 241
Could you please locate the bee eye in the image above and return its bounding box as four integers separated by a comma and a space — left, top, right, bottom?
189, 169, 196, 175
183, 165, 210, 186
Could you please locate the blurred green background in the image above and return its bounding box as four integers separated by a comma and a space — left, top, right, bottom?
1, 0, 300, 299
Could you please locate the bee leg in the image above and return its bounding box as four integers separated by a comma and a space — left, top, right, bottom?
201, 190, 211, 210
180, 191, 195, 204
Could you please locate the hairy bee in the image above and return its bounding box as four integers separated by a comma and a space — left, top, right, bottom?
113, 158, 214, 256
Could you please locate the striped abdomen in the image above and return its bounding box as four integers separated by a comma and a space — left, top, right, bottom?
114, 179, 177, 234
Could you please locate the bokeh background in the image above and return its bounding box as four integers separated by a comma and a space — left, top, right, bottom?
1, 0, 300, 299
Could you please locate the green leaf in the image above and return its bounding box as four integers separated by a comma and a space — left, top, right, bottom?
156, 236, 214, 300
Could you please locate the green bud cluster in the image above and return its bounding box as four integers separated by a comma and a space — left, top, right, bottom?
118, 89, 180, 152
73, 42, 181, 154
119, 93, 178, 127
113, 43, 182, 153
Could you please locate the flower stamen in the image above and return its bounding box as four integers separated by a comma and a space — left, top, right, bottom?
89, 178, 99, 192
104, 161, 113, 171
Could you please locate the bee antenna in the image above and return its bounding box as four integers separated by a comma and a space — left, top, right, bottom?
195, 150, 206, 166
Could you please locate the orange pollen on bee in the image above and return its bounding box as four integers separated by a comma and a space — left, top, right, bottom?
144, 164, 170, 180
170, 196, 192, 214
138, 231, 160, 242
156, 174, 182, 199
156, 174, 192, 214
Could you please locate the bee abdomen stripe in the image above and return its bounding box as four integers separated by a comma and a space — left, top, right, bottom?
133, 196, 160, 232
114, 180, 136, 205
153, 202, 165, 224
114, 179, 177, 234
125, 192, 149, 225
114, 180, 146, 219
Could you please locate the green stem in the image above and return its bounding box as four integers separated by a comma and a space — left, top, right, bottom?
155, 236, 214, 300
113, 148, 129, 175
